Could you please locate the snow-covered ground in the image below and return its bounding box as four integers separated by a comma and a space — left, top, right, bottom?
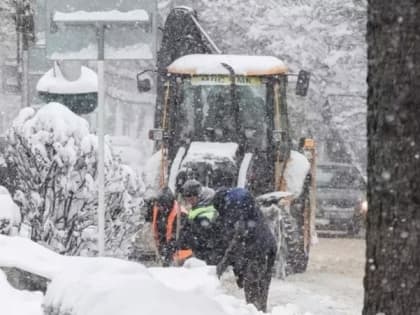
0, 269, 43, 315
0, 235, 364, 315
269, 238, 364, 315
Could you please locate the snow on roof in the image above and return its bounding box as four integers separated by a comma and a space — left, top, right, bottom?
167, 54, 288, 76
53, 10, 149, 23
180, 141, 238, 167
36, 65, 97, 94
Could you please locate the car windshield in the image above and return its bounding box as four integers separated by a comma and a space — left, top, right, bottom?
177, 75, 268, 149
317, 165, 365, 189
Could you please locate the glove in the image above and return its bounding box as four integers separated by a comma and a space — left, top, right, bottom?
236, 274, 244, 289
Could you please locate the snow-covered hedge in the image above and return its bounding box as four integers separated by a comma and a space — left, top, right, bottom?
5, 103, 144, 257
0, 186, 21, 235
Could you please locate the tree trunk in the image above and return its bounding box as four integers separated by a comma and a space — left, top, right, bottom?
364, 1, 420, 314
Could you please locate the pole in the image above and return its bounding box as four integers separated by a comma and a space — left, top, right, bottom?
97, 25, 105, 256
22, 48, 29, 107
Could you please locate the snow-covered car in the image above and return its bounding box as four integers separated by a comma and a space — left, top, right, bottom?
0, 186, 21, 235
315, 163, 367, 236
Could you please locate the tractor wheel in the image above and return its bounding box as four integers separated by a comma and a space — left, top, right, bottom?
271, 207, 288, 279
287, 182, 311, 274
260, 203, 302, 278
347, 212, 364, 238
282, 208, 308, 274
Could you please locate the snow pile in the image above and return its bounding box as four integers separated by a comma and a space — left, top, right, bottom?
284, 150, 311, 197
6, 103, 144, 256
0, 235, 307, 315
0, 186, 21, 235
0, 269, 43, 315
142, 148, 162, 196
44, 259, 230, 315
168, 146, 186, 192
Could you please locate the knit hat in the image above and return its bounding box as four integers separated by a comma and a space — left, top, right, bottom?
181, 179, 203, 198
156, 187, 175, 209
212, 187, 230, 213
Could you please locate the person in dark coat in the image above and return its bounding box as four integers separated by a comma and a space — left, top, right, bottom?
213, 187, 277, 313
177, 179, 219, 265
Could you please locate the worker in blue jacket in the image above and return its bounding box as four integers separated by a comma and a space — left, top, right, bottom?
213, 187, 277, 313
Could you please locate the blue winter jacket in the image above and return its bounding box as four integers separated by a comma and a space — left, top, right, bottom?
214, 188, 277, 274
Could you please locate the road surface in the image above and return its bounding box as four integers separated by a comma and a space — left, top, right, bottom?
222, 237, 365, 314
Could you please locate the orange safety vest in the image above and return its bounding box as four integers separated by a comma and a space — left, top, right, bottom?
152, 201, 193, 263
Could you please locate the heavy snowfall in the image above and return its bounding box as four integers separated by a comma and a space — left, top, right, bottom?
0, 0, 369, 314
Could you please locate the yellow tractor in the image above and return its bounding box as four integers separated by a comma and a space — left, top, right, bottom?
138, 7, 315, 276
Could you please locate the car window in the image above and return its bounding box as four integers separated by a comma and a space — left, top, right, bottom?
317, 165, 365, 189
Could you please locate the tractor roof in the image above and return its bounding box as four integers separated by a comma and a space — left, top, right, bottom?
167, 54, 288, 76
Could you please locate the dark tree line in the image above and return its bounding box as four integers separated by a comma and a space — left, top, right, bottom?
365, 1, 420, 314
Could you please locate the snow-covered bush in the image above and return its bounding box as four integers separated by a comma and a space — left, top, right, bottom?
5, 103, 144, 257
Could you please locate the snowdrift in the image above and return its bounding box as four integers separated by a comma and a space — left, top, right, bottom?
0, 235, 281, 315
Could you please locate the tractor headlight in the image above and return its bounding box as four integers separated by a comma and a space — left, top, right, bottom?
361, 200, 368, 213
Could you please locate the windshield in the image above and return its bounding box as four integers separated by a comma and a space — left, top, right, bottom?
317, 165, 366, 189
177, 75, 268, 149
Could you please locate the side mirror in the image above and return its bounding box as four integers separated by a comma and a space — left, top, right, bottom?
137, 70, 154, 93
272, 129, 285, 143
296, 70, 311, 96
137, 76, 151, 93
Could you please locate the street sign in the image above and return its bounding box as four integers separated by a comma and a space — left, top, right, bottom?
45, 0, 157, 60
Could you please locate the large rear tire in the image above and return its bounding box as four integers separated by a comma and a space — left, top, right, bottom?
287, 181, 311, 274
260, 203, 304, 278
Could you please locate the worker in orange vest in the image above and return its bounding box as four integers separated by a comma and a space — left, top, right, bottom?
151, 187, 192, 266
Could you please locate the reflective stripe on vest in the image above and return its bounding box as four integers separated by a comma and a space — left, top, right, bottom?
166, 201, 187, 241
152, 204, 160, 244
152, 201, 187, 244
188, 205, 216, 221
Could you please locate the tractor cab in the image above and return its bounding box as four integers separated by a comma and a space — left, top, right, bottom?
147, 54, 310, 194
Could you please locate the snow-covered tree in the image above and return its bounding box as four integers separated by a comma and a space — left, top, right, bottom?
194, 0, 367, 169
5, 103, 144, 257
